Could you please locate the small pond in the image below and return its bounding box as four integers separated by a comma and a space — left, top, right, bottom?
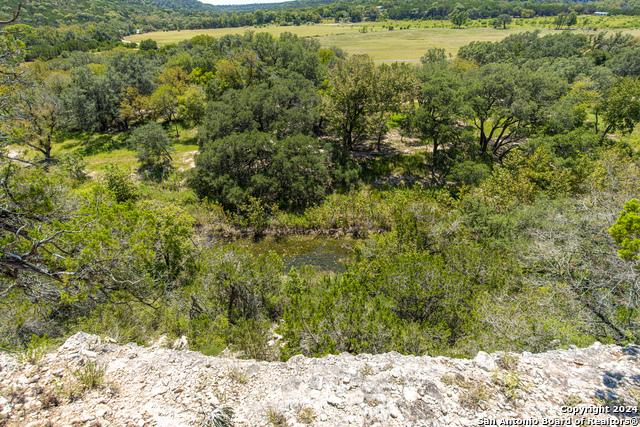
210, 235, 357, 275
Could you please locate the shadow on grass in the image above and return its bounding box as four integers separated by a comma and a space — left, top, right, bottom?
57, 130, 92, 150
175, 135, 198, 147
77, 132, 132, 157
361, 153, 427, 179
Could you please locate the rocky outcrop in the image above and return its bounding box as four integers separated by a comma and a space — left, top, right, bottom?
0, 332, 638, 426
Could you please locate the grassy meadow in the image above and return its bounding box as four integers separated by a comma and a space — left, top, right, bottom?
126, 16, 640, 61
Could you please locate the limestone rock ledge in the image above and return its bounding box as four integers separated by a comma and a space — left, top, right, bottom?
1, 332, 638, 426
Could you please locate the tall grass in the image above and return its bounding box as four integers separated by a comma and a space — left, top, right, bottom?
274, 186, 451, 232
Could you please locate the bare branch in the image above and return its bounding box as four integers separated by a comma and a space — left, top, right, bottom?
0, 2, 22, 26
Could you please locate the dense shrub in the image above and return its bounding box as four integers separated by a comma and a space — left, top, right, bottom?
188, 131, 332, 211
130, 122, 174, 180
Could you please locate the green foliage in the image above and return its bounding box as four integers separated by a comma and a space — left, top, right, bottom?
280, 190, 515, 359
178, 85, 206, 126
520, 129, 602, 190
189, 313, 230, 356
0, 32, 27, 145
493, 14, 512, 29
280, 274, 404, 358
607, 48, 640, 77
140, 200, 197, 285
464, 63, 568, 161
230, 318, 276, 361
610, 199, 640, 262
276, 187, 436, 232
61, 65, 122, 132
150, 84, 180, 131
130, 122, 174, 180
201, 73, 320, 143
103, 163, 138, 203
58, 152, 89, 183
231, 196, 273, 235
478, 146, 573, 206
323, 55, 378, 150
73, 360, 106, 390
139, 39, 158, 51
404, 63, 466, 182
447, 161, 491, 188
189, 131, 331, 211
75, 303, 159, 345
600, 76, 640, 137
17, 334, 50, 365
420, 48, 447, 64
195, 247, 283, 323
450, 10, 468, 28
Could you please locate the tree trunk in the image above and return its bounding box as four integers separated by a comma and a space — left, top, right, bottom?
431, 139, 439, 185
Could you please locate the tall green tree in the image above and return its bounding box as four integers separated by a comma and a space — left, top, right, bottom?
178, 85, 206, 126
61, 65, 122, 132
12, 88, 64, 163
130, 122, 174, 180
371, 63, 418, 151
150, 84, 180, 137
554, 13, 566, 30
493, 14, 512, 29
0, 24, 29, 149
404, 64, 467, 183
598, 76, 640, 139
463, 63, 567, 161
449, 10, 468, 28
189, 131, 331, 211
323, 55, 378, 151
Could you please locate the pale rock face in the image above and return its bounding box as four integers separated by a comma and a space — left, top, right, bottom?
171, 335, 188, 350
473, 351, 498, 372
0, 332, 639, 426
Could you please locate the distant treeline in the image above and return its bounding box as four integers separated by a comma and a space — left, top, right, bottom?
4, 0, 640, 61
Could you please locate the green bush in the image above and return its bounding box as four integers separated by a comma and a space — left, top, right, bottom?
130, 122, 174, 181
230, 319, 276, 361
139, 39, 157, 51
189, 131, 331, 211
447, 160, 491, 188
73, 360, 106, 390
195, 248, 283, 323
17, 334, 50, 365
103, 163, 138, 203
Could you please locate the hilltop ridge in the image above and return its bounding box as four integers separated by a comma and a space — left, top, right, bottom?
0, 332, 638, 426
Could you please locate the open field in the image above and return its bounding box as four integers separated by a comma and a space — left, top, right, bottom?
319, 27, 557, 61
126, 17, 640, 61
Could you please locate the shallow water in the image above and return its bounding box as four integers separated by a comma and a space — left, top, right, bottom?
211, 235, 357, 274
